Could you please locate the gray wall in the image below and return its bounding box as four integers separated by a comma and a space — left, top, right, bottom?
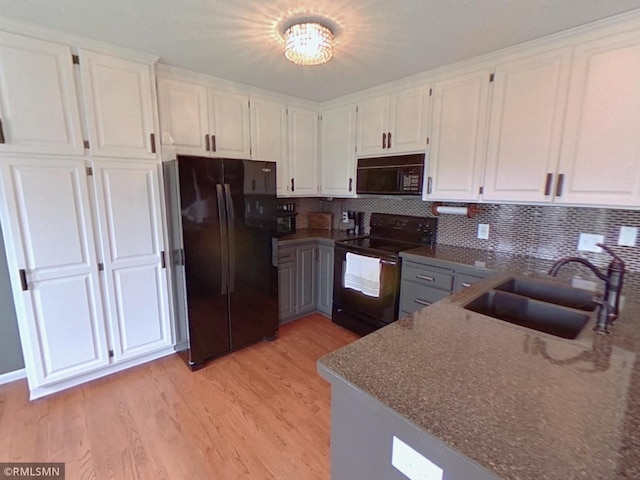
0, 221, 24, 375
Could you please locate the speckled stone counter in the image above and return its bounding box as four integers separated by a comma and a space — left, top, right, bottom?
318, 269, 640, 479
277, 228, 354, 245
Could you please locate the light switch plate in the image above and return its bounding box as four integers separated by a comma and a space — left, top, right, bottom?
342, 212, 349, 223
618, 226, 638, 247
578, 233, 604, 253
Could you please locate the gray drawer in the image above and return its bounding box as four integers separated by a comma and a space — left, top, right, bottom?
402, 262, 454, 291
399, 282, 451, 314
453, 271, 489, 292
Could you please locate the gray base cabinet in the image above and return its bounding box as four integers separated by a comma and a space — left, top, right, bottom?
296, 243, 318, 317
277, 238, 335, 322
316, 242, 334, 316
399, 254, 491, 317
277, 241, 317, 323
318, 365, 500, 480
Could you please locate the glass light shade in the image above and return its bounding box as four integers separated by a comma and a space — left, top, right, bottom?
284, 22, 333, 66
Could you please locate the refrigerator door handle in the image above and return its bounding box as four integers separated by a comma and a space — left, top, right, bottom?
216, 184, 229, 294
224, 183, 236, 293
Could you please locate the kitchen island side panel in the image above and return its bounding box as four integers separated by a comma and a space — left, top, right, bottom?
320, 365, 499, 480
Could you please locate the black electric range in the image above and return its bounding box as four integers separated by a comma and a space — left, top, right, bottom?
332, 213, 438, 335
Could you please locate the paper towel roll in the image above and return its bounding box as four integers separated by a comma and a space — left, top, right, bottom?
434, 205, 469, 216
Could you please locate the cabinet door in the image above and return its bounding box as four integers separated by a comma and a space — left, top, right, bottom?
156, 78, 209, 155
483, 48, 572, 202
250, 98, 288, 195
277, 245, 296, 322
92, 160, 171, 361
316, 243, 334, 316
288, 106, 318, 196
426, 70, 490, 201
0, 158, 109, 387
208, 90, 251, 159
296, 243, 317, 315
557, 29, 640, 206
0, 32, 83, 156
319, 104, 357, 197
80, 50, 158, 160
388, 86, 429, 154
356, 96, 389, 156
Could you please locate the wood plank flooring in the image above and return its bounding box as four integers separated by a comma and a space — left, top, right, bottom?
0, 314, 358, 480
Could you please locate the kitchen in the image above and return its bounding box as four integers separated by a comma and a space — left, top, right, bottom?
2, 1, 640, 478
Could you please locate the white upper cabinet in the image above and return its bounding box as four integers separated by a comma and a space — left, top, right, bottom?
425, 69, 491, 201
320, 104, 357, 197
0, 31, 84, 156
80, 50, 158, 160
288, 106, 318, 197
250, 97, 289, 196
156, 77, 251, 159
157, 78, 209, 154
556, 28, 640, 206
208, 90, 251, 159
356, 85, 429, 156
482, 47, 572, 202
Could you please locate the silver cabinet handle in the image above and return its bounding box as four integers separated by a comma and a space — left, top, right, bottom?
461, 282, 472, 288
416, 274, 435, 282
414, 298, 431, 306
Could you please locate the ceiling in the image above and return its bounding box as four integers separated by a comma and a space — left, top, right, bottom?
1, 0, 640, 102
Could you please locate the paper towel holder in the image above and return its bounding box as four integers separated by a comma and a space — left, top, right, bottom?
431, 202, 480, 218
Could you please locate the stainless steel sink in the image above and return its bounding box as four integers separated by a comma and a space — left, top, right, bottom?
493, 277, 598, 312
463, 277, 598, 339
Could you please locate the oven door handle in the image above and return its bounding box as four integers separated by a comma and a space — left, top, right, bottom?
380, 259, 398, 266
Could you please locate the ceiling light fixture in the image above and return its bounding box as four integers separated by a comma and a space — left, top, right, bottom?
283, 22, 334, 66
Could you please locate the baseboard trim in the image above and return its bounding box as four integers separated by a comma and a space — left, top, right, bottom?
0, 368, 26, 385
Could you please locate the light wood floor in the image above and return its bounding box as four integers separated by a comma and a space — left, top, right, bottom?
0, 314, 358, 480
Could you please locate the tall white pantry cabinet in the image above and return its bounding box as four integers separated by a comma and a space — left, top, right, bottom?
0, 29, 172, 398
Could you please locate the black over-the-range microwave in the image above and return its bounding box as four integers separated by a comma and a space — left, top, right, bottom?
355, 153, 425, 196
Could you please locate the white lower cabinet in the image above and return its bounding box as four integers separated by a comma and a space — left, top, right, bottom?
0, 156, 172, 398
91, 160, 171, 361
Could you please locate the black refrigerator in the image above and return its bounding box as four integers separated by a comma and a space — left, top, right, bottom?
164, 155, 279, 370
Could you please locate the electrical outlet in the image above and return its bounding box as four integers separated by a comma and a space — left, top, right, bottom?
341, 212, 349, 223
477, 224, 489, 240
578, 233, 604, 253
618, 226, 638, 247
392, 436, 443, 480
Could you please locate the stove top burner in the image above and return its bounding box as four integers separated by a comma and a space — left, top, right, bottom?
336, 213, 438, 257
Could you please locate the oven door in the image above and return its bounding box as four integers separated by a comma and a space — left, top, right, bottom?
332, 245, 401, 334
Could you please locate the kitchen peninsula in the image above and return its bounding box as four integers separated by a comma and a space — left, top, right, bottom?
318, 266, 640, 479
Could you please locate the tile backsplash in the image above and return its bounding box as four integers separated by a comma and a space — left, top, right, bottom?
292, 197, 640, 275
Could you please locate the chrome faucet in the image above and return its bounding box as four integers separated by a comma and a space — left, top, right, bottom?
548, 243, 625, 334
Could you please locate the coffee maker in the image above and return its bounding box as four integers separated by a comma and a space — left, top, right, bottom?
346, 211, 366, 236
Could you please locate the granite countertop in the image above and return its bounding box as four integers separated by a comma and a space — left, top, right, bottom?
277, 228, 355, 244
319, 264, 640, 479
